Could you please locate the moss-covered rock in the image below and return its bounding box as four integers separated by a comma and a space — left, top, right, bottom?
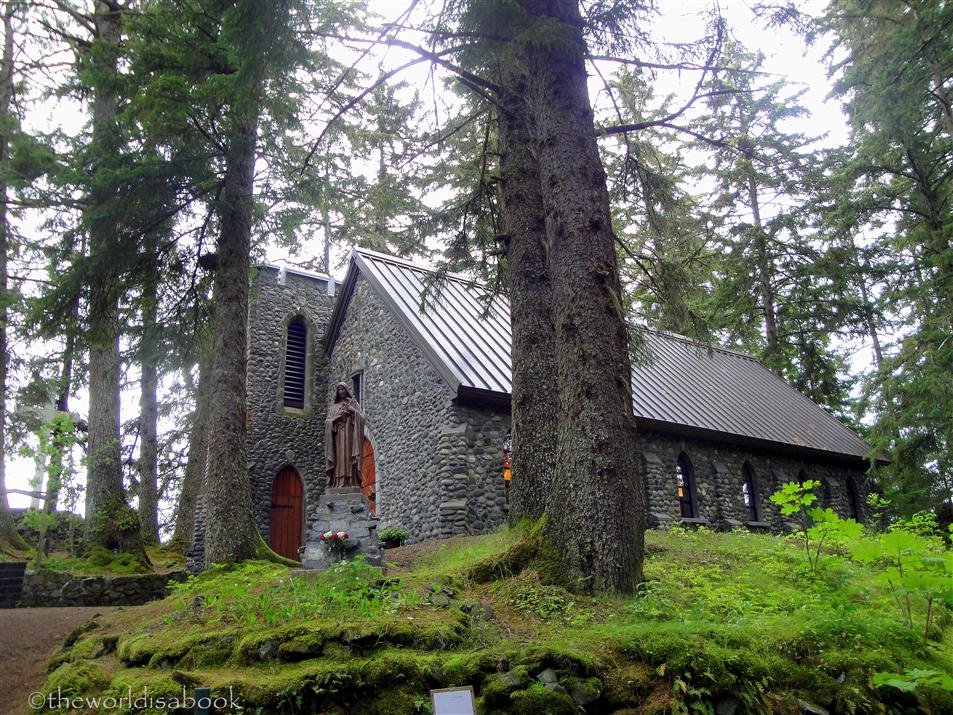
507, 682, 578, 714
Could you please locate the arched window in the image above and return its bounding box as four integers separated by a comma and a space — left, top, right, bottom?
847, 478, 862, 521
676, 454, 696, 519
742, 462, 759, 522
283, 317, 307, 408
821, 479, 833, 508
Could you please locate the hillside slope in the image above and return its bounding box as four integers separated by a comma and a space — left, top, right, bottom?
35, 526, 953, 714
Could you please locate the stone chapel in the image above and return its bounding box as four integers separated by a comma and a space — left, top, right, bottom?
188, 247, 878, 570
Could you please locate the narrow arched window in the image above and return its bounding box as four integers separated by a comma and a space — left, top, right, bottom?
821, 479, 833, 508
676, 454, 696, 518
284, 317, 307, 408
847, 478, 862, 521
742, 462, 759, 522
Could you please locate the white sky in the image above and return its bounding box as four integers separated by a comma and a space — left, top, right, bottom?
7, 0, 855, 512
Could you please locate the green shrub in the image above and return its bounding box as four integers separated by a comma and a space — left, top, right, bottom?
379, 526, 410, 547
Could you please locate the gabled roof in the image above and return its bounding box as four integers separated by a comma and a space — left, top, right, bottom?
325, 248, 875, 464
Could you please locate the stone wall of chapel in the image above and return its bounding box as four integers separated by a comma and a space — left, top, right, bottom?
246, 267, 337, 544
326, 277, 513, 542
327, 276, 454, 541
638, 428, 871, 529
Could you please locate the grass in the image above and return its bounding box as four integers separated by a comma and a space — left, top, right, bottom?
36, 525, 953, 714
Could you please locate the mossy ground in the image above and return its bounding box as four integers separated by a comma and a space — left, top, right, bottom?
36, 544, 185, 576
36, 526, 952, 714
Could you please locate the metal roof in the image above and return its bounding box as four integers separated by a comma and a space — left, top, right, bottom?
325, 248, 873, 462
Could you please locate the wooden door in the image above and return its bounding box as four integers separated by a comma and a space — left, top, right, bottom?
361, 438, 376, 517
270, 467, 303, 561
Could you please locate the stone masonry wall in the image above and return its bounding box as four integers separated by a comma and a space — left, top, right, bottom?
436, 404, 510, 538
638, 428, 871, 529
19, 569, 187, 607
327, 277, 454, 541
189, 266, 337, 572
247, 266, 337, 546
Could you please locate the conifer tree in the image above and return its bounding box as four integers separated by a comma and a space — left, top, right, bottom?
816, 0, 953, 514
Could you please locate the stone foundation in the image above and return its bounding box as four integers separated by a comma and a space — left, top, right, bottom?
302, 488, 381, 569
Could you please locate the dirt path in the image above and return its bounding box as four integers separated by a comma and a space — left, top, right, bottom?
0, 607, 119, 715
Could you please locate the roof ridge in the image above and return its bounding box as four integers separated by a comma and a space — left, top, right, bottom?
641, 328, 758, 361
353, 247, 502, 293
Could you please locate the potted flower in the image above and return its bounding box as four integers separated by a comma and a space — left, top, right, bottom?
378, 526, 409, 549
320, 530, 349, 558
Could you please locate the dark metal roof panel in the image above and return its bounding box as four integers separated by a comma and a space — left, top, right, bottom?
629, 333, 872, 459
351, 249, 872, 460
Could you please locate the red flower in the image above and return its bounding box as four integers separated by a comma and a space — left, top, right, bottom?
331, 533, 338, 540
320, 535, 325, 541
344, 533, 349, 539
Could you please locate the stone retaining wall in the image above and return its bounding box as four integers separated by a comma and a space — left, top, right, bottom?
18, 569, 187, 607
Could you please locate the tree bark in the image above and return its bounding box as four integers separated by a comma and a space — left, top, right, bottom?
203, 117, 261, 565
0, 0, 28, 553
138, 238, 160, 543
44, 309, 77, 518
83, 1, 148, 563
523, 0, 643, 594
169, 358, 210, 553
497, 70, 558, 522
746, 174, 779, 366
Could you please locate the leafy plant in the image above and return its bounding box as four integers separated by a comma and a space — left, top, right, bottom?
873, 668, 953, 712
379, 526, 410, 547
770, 481, 824, 573
850, 528, 953, 637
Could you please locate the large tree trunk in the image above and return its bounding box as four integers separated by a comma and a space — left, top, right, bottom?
44, 311, 77, 517
83, 1, 148, 564
169, 358, 210, 553
138, 238, 160, 543
524, 0, 643, 594
202, 121, 262, 565
0, 0, 28, 553
747, 174, 779, 365
203, 0, 292, 566
497, 72, 558, 522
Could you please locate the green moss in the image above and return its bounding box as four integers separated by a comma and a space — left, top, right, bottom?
41, 546, 153, 576
39, 662, 110, 704
507, 682, 577, 714
35, 527, 953, 714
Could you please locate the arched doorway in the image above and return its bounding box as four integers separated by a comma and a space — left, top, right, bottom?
270, 466, 303, 561
361, 437, 376, 517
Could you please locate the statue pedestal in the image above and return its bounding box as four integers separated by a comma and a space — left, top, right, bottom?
302, 489, 381, 569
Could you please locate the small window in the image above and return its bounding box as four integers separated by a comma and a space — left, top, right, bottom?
351, 371, 363, 405
742, 463, 759, 521
821, 479, 833, 508
676, 454, 696, 519
284, 317, 307, 408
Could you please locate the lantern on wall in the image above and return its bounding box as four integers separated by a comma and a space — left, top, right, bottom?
502, 431, 512, 482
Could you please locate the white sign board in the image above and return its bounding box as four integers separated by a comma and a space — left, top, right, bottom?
430, 686, 477, 715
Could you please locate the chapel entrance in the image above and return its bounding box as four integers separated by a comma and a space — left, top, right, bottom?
361, 437, 376, 517
270, 466, 303, 561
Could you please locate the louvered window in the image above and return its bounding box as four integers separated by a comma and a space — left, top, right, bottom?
284, 317, 307, 408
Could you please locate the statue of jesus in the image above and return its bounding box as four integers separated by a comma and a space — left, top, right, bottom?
324, 382, 365, 488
